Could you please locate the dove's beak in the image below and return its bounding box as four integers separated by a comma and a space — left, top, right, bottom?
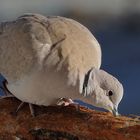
112, 106, 119, 116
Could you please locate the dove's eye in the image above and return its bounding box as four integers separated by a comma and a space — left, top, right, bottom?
107, 90, 113, 96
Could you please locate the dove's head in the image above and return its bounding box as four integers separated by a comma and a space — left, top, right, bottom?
84, 68, 123, 116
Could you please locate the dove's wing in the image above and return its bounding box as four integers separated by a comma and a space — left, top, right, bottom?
44, 16, 101, 94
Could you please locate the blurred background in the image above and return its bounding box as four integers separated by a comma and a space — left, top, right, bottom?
0, 0, 140, 115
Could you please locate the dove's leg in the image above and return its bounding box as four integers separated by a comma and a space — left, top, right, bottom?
29, 103, 35, 117
15, 102, 25, 113
14, 102, 35, 117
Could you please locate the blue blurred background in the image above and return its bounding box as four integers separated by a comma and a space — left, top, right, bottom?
0, 0, 140, 115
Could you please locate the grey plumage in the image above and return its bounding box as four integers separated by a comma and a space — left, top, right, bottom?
0, 13, 123, 115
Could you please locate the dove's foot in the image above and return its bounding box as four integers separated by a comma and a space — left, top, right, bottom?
56, 98, 80, 111
57, 98, 74, 106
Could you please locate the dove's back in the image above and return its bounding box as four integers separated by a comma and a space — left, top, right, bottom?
0, 14, 101, 105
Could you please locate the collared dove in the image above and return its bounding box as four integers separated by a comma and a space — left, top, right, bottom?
0, 13, 123, 116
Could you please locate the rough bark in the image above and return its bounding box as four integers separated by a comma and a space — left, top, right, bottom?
0, 98, 139, 140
